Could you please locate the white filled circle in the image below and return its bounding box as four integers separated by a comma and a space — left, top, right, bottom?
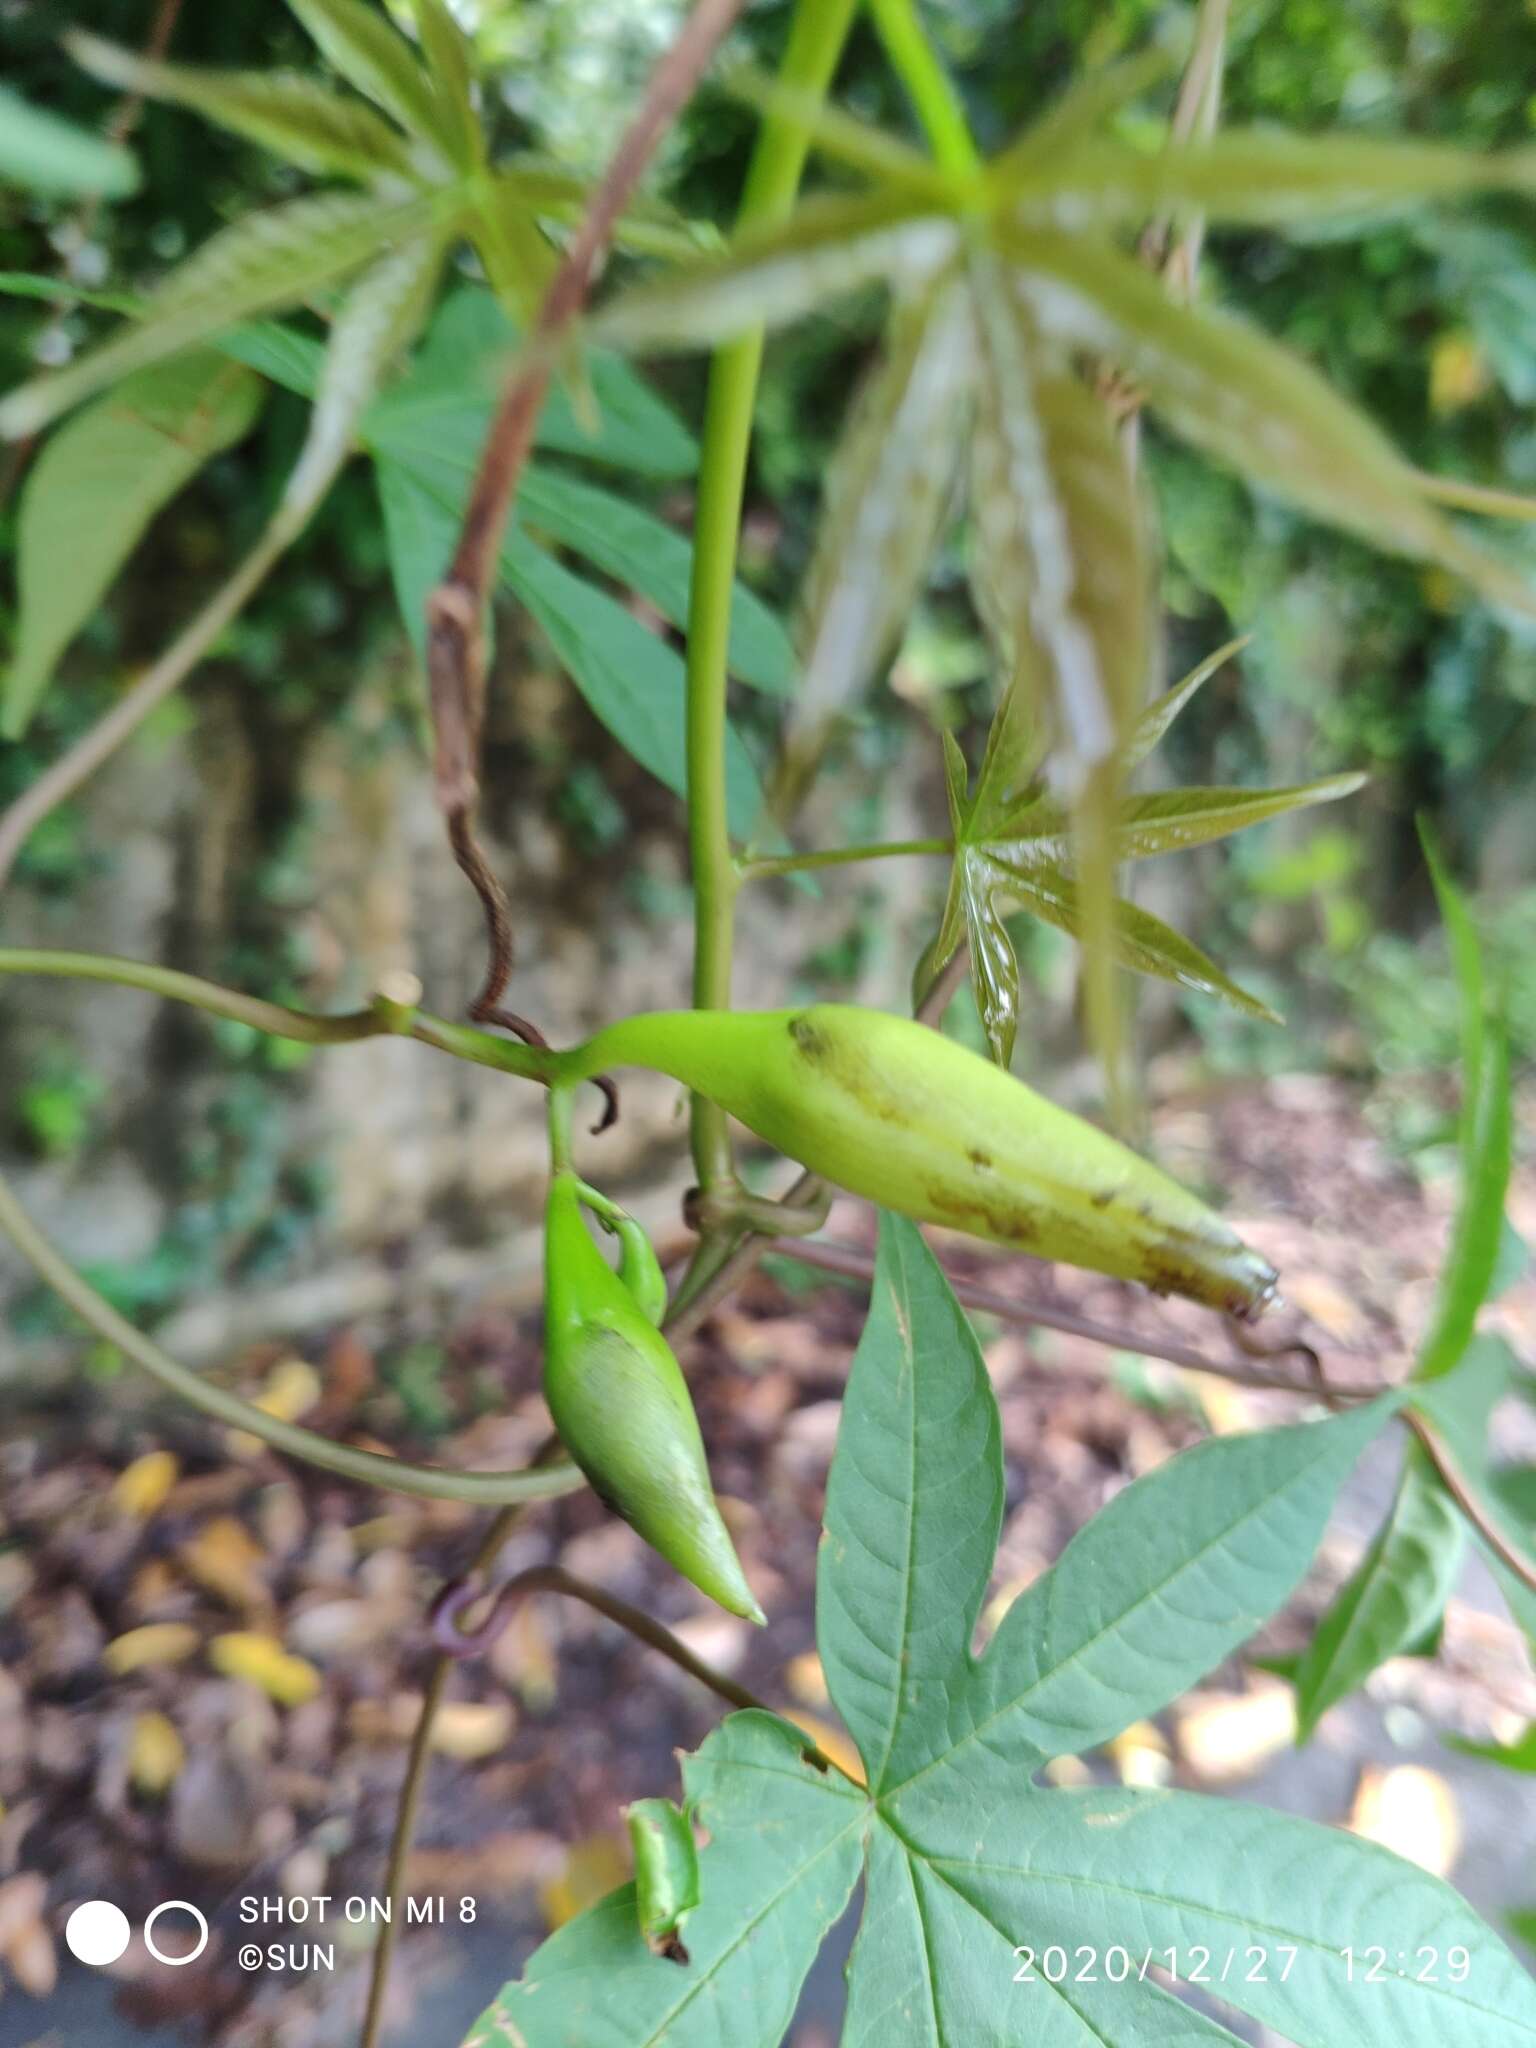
65, 1900, 131, 1967
144, 1900, 209, 1967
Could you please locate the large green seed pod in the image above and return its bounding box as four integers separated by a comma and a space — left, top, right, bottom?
543, 1172, 763, 1622
584, 1006, 1277, 1318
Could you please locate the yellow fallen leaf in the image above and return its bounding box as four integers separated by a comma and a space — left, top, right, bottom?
110, 1451, 179, 1518
430, 1700, 514, 1761
1430, 332, 1489, 415
103, 1623, 200, 1676
226, 1357, 322, 1457
783, 1710, 865, 1786
1176, 1684, 1297, 1782
1349, 1765, 1461, 1876
1106, 1720, 1172, 1787
180, 1516, 269, 1612
539, 1834, 631, 1931
129, 1711, 185, 1797
208, 1632, 322, 1707
785, 1651, 828, 1705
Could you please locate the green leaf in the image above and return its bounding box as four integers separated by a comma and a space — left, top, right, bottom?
1417, 847, 1523, 1376
1003, 223, 1536, 619
216, 321, 330, 398
1125, 632, 1249, 770
0, 85, 139, 198
1290, 1440, 1466, 1742
280, 234, 443, 515
795, 267, 974, 727
374, 454, 765, 834
0, 187, 450, 440
626, 1798, 700, 1957
992, 40, 1183, 181
2, 353, 263, 737
591, 188, 957, 354
0, 271, 140, 316
1007, 128, 1536, 229
406, 0, 483, 171
365, 287, 698, 478
818, 1214, 1005, 1793
506, 534, 764, 836
67, 32, 418, 182
286, 0, 457, 159
484, 1231, 1536, 2048
1016, 773, 1369, 863
465, 1712, 863, 2047
1448, 1723, 1536, 1773
518, 467, 795, 696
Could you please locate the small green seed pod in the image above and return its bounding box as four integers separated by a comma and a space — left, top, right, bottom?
583, 1006, 1277, 1318
543, 1173, 763, 1622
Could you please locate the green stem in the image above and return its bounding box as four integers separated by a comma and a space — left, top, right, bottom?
0, 948, 557, 1084
1415, 469, 1536, 521
684, 0, 861, 1197
742, 835, 952, 880
866, 0, 982, 178
0, 1167, 582, 1508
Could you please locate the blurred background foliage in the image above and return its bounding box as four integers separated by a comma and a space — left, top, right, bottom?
3, 0, 1535, 1242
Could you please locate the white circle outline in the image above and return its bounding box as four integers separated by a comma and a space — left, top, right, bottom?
64, 1900, 131, 1967
144, 1900, 209, 1967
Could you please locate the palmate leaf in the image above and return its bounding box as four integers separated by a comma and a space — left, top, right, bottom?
407, 0, 485, 173
66, 33, 418, 183
3, 353, 263, 737
0, 186, 451, 440
472, 1221, 1535, 2048
917, 649, 1360, 1062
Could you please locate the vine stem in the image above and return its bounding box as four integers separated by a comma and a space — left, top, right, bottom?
424, 0, 747, 1024
0, 1165, 582, 1507
866, 0, 982, 178
683, 0, 862, 1206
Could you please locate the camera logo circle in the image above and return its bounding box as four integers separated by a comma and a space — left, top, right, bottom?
64, 1901, 131, 1967
144, 1901, 210, 1967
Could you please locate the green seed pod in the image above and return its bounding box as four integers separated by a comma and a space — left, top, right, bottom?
543, 1172, 763, 1622
587, 1006, 1277, 1318
571, 1179, 669, 1327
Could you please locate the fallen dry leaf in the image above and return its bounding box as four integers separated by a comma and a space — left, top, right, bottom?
128, 1712, 185, 1798
110, 1451, 180, 1519
103, 1623, 200, 1677
1175, 1684, 1297, 1782
1348, 1764, 1461, 1876
208, 1633, 322, 1708
179, 1517, 270, 1615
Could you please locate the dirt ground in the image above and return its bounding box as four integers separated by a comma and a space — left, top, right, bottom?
1, 1069, 1533, 2046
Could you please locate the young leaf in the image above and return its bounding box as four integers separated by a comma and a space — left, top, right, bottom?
0, 85, 139, 198
795, 268, 974, 731
0, 187, 449, 440
66, 33, 418, 183
1005, 223, 1536, 619
481, 1228, 1536, 2048
1290, 1440, 1466, 1742
286, 0, 456, 158
1006, 128, 1536, 229
3, 354, 263, 737
1015, 772, 1369, 863
1124, 632, 1249, 770
518, 467, 795, 695
626, 1798, 700, 1958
